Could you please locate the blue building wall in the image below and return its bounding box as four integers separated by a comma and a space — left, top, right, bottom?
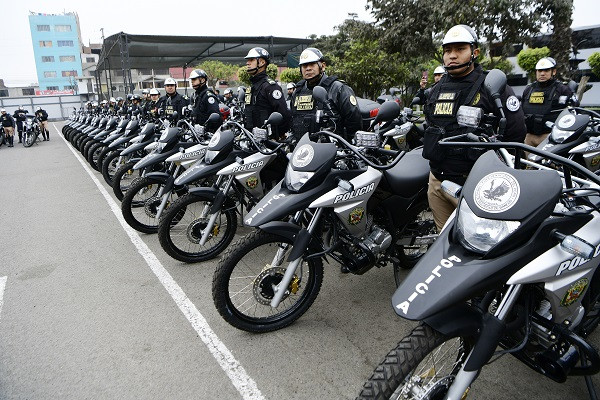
29, 13, 83, 91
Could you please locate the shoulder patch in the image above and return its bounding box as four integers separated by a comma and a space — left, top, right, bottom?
272, 89, 282, 100
506, 95, 520, 112
183, 95, 189, 100
208, 96, 216, 104
349, 95, 357, 106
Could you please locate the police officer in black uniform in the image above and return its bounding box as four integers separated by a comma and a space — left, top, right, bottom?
423, 25, 526, 231
290, 47, 362, 141
157, 77, 188, 121
521, 57, 579, 147
145, 88, 160, 117
1, 109, 16, 147
244, 47, 291, 136
223, 88, 235, 106
13, 106, 27, 143
188, 69, 221, 128
413, 66, 446, 106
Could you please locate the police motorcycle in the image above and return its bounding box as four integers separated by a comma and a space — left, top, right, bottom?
72, 112, 105, 150
82, 115, 120, 163
22, 114, 43, 148
79, 114, 113, 155
69, 113, 99, 148
157, 111, 290, 263
211, 86, 436, 333
0, 126, 5, 148
357, 70, 600, 400
528, 107, 600, 174
120, 111, 218, 233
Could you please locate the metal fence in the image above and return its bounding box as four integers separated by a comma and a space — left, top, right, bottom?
0, 94, 95, 121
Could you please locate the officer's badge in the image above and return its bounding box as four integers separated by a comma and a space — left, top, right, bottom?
246, 176, 259, 189
272, 90, 282, 100
471, 93, 480, 106
348, 207, 365, 225
208, 97, 216, 104
349, 95, 357, 106
506, 95, 520, 112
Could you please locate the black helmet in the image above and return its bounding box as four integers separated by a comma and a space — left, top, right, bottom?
126, 94, 133, 100
116, 96, 124, 102
132, 94, 142, 101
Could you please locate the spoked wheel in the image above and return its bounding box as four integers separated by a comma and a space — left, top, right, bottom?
212, 230, 324, 333
87, 143, 106, 171
158, 192, 237, 263
23, 130, 36, 147
394, 202, 437, 285
121, 177, 177, 234
112, 161, 139, 201
357, 324, 473, 400
101, 151, 122, 186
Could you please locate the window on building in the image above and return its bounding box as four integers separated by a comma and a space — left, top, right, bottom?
64, 85, 76, 90
85, 57, 95, 63
37, 25, 50, 31
60, 55, 76, 62
62, 70, 78, 77
0, 90, 9, 97
39, 41, 53, 47
46, 86, 59, 91
44, 71, 57, 78
54, 25, 72, 32
57, 40, 74, 47
22, 88, 35, 96
42, 56, 55, 62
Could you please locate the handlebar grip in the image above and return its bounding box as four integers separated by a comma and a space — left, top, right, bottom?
466, 133, 481, 142
377, 148, 401, 157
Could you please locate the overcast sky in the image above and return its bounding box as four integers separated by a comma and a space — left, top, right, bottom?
0, 0, 597, 86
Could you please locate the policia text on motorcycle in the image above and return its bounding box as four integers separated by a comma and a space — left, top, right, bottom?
243, 47, 291, 137
522, 57, 579, 147
422, 24, 526, 231
290, 47, 362, 141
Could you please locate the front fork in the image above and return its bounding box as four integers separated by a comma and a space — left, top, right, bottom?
269, 208, 324, 308
444, 284, 523, 400
155, 164, 180, 220
198, 175, 235, 246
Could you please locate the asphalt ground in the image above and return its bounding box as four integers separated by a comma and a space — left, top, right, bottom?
0, 120, 598, 399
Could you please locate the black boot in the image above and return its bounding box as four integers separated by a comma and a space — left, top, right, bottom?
46, 130, 50, 141
8, 136, 13, 147
18, 132, 22, 143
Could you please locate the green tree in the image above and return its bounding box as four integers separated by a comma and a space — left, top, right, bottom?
479, 56, 513, 74
538, 0, 574, 79
194, 60, 238, 89
237, 64, 278, 86
311, 19, 382, 61
279, 68, 302, 83
517, 47, 551, 78
589, 52, 600, 78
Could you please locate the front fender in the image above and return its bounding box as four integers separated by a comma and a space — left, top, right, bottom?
144, 172, 170, 183
259, 221, 302, 242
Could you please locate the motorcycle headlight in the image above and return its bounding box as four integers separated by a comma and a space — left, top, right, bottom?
550, 127, 574, 144
456, 200, 520, 254
284, 164, 314, 192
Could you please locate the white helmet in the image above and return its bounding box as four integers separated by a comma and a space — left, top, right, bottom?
189, 69, 208, 80
535, 57, 557, 70
0, 109, 5, 112
149, 88, 160, 95
245, 47, 270, 62
164, 77, 177, 86
299, 48, 324, 66
433, 66, 446, 75
286, 82, 296, 90
224, 88, 233, 95
142, 88, 149, 94
109, 97, 116, 103
442, 25, 478, 47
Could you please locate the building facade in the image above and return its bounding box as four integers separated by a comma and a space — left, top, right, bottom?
28, 12, 83, 92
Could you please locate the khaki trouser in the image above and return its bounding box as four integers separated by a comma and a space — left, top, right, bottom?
4, 126, 14, 136
40, 120, 48, 132
524, 132, 548, 148
427, 172, 459, 232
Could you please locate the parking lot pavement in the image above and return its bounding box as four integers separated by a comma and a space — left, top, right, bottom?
0, 120, 597, 399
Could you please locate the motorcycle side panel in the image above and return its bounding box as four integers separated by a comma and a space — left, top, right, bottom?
165, 143, 207, 163
218, 152, 277, 199
174, 152, 240, 186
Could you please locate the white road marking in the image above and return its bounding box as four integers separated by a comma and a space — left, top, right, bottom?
53, 123, 265, 400
0, 276, 6, 322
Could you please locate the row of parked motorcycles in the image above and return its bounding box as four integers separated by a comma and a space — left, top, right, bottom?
62, 71, 600, 399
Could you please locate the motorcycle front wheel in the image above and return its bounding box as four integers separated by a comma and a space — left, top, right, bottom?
158, 192, 237, 263
357, 324, 473, 400
121, 177, 175, 234
23, 130, 36, 147
112, 161, 139, 201
212, 229, 324, 333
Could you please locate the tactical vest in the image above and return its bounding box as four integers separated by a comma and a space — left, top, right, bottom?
290, 75, 339, 137
244, 78, 272, 130
521, 81, 558, 134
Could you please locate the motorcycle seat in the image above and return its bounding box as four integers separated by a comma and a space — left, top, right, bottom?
383, 148, 430, 197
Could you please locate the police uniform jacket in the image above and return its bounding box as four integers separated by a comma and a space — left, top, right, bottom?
290, 73, 362, 140
413, 83, 437, 106
157, 92, 188, 120
423, 64, 526, 180
1, 113, 15, 127
522, 79, 578, 135
35, 109, 48, 121
191, 85, 221, 126
245, 71, 291, 135
13, 109, 27, 125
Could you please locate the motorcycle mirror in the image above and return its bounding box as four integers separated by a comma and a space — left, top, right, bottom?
312, 86, 328, 103
265, 112, 283, 127
567, 80, 578, 93
372, 101, 401, 126
171, 111, 178, 119
390, 87, 400, 96
484, 69, 507, 100
237, 87, 246, 102
410, 97, 420, 107
207, 112, 221, 125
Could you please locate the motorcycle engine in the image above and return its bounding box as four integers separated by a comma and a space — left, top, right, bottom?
338, 224, 392, 275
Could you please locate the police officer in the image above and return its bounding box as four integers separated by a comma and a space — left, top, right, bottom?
141, 89, 150, 107
423, 25, 526, 231
290, 47, 362, 141
115, 97, 125, 114
223, 88, 234, 106
145, 88, 161, 117
413, 66, 446, 106
188, 69, 221, 128
522, 57, 579, 147
244, 47, 291, 136
129, 94, 143, 115
1, 109, 16, 147
13, 106, 27, 143
35, 106, 49, 141
157, 77, 188, 120
286, 82, 296, 99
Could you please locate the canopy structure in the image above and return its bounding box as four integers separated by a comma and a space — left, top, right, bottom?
95, 32, 312, 95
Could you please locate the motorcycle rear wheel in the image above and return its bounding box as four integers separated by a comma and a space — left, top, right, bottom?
158, 192, 237, 263
357, 324, 472, 400
212, 229, 324, 333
